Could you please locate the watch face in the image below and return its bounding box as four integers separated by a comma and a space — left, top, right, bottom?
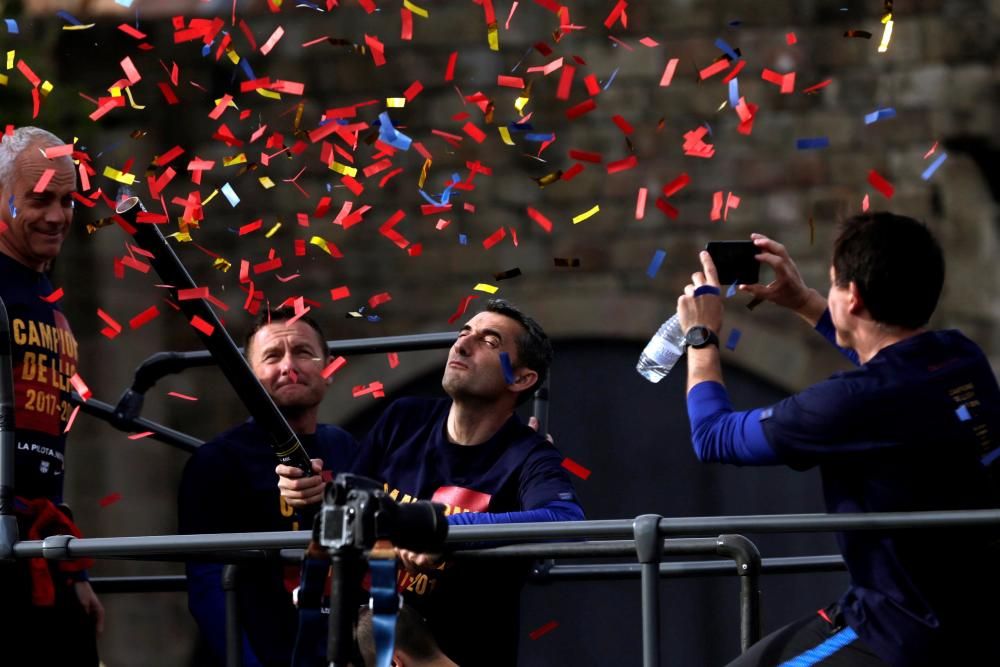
685, 326, 709, 347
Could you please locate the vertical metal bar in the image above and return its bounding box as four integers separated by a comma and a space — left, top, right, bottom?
0, 297, 18, 560
531, 380, 550, 435
714, 535, 762, 652
633, 515, 663, 667
222, 564, 241, 667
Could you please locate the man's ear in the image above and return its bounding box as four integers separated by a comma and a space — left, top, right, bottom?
509, 368, 538, 394
847, 281, 866, 316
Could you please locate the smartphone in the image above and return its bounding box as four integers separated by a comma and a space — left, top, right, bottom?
705, 241, 762, 286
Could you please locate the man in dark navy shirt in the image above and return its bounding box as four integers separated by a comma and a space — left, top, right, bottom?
676, 212, 1000, 666
278, 299, 583, 666
0, 126, 103, 666
178, 308, 358, 667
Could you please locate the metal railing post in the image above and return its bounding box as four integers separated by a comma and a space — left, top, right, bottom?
634, 514, 663, 667
222, 564, 241, 667
715, 534, 762, 651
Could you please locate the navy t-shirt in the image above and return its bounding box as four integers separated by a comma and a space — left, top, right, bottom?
0, 252, 79, 503
353, 396, 580, 667
178, 419, 358, 667
760, 326, 1000, 665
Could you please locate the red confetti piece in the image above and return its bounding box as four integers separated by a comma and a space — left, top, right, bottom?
529, 620, 560, 641
69, 373, 92, 401
97, 309, 122, 339
99, 492, 123, 507
867, 170, 894, 198
128, 432, 154, 440
118, 23, 147, 39
761, 68, 796, 94
403, 80, 423, 101
802, 79, 832, 94
583, 74, 600, 96
526, 206, 553, 233
239, 219, 262, 236
167, 391, 198, 401
63, 405, 80, 433
365, 34, 386, 67
565, 98, 596, 120
352, 381, 385, 399
129, 306, 160, 329
190, 315, 215, 336
711, 191, 724, 221
32, 169, 55, 193
556, 65, 575, 100
611, 114, 633, 135
635, 187, 648, 220
786, 32, 797, 45
861, 194, 870, 212
497, 75, 525, 89
368, 292, 392, 309
699, 59, 729, 80
561, 457, 591, 480
259, 25, 284, 55
388, 353, 399, 369
659, 58, 679, 87
444, 51, 458, 81
721, 60, 746, 84
561, 163, 584, 181
462, 122, 487, 143
662, 173, 691, 198
322, 356, 347, 379
603, 0, 627, 28
606, 155, 638, 174
482, 227, 507, 249
39, 287, 63, 303
923, 141, 939, 159
568, 149, 601, 163
157, 83, 180, 105
655, 197, 679, 219
447, 295, 479, 324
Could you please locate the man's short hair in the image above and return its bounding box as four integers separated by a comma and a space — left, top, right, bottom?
484, 298, 553, 404
832, 211, 945, 330
0, 127, 66, 188
243, 307, 327, 358
356, 605, 440, 667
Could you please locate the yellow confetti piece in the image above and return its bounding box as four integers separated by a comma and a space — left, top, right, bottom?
102, 166, 136, 185
6, 52, 14, 70
0, 74, 7, 86
62, 23, 96, 31
223, 153, 247, 167
497, 126, 515, 146
259, 176, 276, 189
309, 236, 335, 255
386, 97, 406, 108
167, 231, 193, 242
40, 80, 53, 96
418, 158, 431, 189
329, 161, 358, 177
402, 0, 429, 18
225, 48, 240, 65
256, 88, 281, 100
212, 257, 232, 272
877, 19, 893, 53
487, 22, 499, 51
473, 283, 498, 294
514, 95, 530, 114
124, 87, 145, 109
265, 221, 281, 238
202, 189, 220, 205
572, 204, 600, 224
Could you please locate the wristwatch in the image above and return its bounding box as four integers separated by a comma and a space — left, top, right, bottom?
683, 325, 719, 350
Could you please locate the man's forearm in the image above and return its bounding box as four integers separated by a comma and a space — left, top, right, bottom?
687, 346, 724, 394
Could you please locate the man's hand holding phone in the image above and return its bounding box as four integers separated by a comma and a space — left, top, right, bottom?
734, 234, 827, 326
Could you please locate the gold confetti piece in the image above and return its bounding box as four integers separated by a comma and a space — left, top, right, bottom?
202, 189, 220, 205
487, 22, 499, 51
103, 166, 136, 185
6, 52, 14, 70
264, 221, 281, 238
329, 161, 358, 177
403, 0, 429, 17
309, 236, 335, 255
0, 74, 8, 86
418, 159, 431, 189
514, 95, 530, 114
213, 257, 232, 272
473, 283, 499, 294
259, 176, 276, 189
386, 97, 406, 108
223, 153, 247, 166
166, 231, 193, 242
877, 19, 893, 53
498, 126, 515, 145
61, 23, 96, 31
86, 218, 116, 234
124, 87, 145, 109
533, 170, 562, 187
256, 88, 281, 99
110, 86, 122, 98
40, 80, 53, 96
572, 204, 600, 224
225, 48, 240, 65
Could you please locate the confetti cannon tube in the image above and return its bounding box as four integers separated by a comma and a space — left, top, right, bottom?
117, 193, 314, 476
0, 297, 19, 559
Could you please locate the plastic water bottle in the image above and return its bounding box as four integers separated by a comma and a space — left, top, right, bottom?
636, 313, 685, 383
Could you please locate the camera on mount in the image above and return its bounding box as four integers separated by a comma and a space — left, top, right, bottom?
318, 473, 448, 554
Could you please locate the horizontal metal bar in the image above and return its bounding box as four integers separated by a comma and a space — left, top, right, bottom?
536, 554, 846, 581
71, 394, 203, 452
452, 538, 720, 560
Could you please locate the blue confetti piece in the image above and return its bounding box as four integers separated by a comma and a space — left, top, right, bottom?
646, 249, 666, 278
508, 122, 534, 132
418, 189, 444, 207
725, 329, 742, 351
365, 314, 381, 322
201, 41, 213, 57
714, 37, 739, 61
863, 108, 896, 125
796, 137, 829, 150
982, 446, 1000, 467
921, 152, 947, 181
220, 183, 240, 207
5, 18, 19, 34
728, 78, 740, 108
239, 57, 256, 81
55, 10, 83, 25
8, 194, 16, 218
728, 19, 743, 27
956, 404, 971, 422
499, 352, 516, 384
524, 133, 555, 143
458, 234, 468, 245
726, 281, 738, 298
703, 122, 713, 137
377, 112, 412, 151
602, 67, 620, 91
115, 0, 135, 7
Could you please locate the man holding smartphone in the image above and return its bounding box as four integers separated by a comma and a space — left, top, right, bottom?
675, 211, 1000, 666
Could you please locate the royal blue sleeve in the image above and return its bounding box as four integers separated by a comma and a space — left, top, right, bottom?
815, 309, 861, 366
446, 500, 584, 525
687, 381, 780, 465
186, 563, 263, 667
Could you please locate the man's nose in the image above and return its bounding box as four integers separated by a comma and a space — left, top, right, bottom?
452, 337, 470, 356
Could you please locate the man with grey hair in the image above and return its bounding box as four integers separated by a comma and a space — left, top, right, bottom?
0, 126, 103, 665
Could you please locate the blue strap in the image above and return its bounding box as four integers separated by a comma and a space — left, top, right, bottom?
369, 557, 399, 667
694, 285, 721, 297
779, 626, 859, 667
291, 556, 331, 667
